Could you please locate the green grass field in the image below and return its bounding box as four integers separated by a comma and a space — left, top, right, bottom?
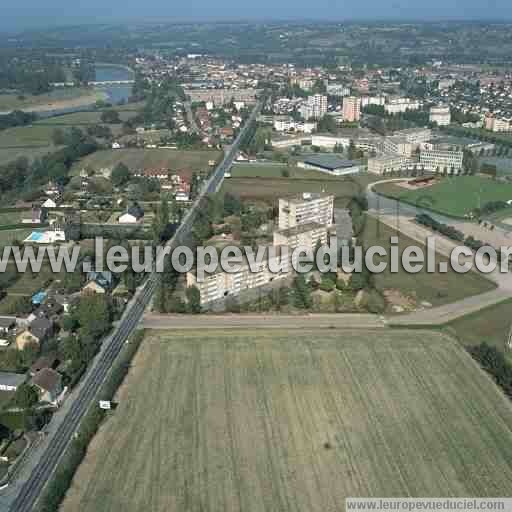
35, 110, 136, 127
361, 216, 496, 307
62, 329, 512, 512
374, 176, 512, 218
70, 148, 222, 174
0, 124, 58, 148
445, 299, 512, 355
0, 107, 140, 166
0, 228, 34, 246
0, 146, 60, 166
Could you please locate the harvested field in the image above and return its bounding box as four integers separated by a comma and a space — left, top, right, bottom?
222, 176, 361, 206
62, 329, 512, 512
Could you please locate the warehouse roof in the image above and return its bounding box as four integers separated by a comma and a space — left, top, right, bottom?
302, 155, 360, 171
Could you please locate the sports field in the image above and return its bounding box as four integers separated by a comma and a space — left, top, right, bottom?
70, 148, 222, 174
62, 329, 512, 512
374, 176, 512, 218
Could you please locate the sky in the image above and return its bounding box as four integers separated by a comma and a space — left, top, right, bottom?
0, 0, 510, 32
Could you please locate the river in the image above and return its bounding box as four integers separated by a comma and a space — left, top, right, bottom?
94, 64, 134, 105
34, 64, 134, 119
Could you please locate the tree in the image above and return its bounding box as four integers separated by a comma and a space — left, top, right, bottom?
317, 114, 337, 134
62, 270, 82, 293
62, 315, 79, 333
52, 128, 66, 146
12, 383, 39, 409
5, 296, 32, 315
59, 335, 82, 362
292, 275, 312, 309
100, 109, 121, 124
153, 282, 168, 313
77, 295, 111, 340
111, 163, 130, 187
186, 286, 201, 314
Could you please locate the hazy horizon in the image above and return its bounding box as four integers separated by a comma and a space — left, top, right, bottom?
1, 0, 512, 33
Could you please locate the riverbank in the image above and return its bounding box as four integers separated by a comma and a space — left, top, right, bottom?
0, 89, 108, 116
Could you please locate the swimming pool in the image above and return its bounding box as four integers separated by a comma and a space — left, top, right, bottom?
26, 232, 45, 242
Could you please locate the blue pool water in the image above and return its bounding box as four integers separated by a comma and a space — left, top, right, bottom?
27, 232, 44, 242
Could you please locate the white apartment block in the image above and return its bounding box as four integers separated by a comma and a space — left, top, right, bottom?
187, 250, 292, 305
384, 97, 421, 114
273, 222, 328, 251
420, 148, 463, 172
278, 193, 334, 230
185, 88, 260, 106
368, 154, 412, 175
360, 95, 386, 108
298, 78, 314, 91
300, 94, 328, 120
326, 84, 351, 97
342, 96, 361, 122
430, 106, 451, 126
274, 117, 296, 132
485, 116, 511, 132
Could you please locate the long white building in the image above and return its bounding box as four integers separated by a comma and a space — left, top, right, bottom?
384, 97, 421, 114
187, 249, 292, 305
368, 154, 412, 175
420, 148, 463, 172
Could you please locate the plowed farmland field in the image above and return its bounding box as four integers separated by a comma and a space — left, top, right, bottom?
62, 329, 512, 512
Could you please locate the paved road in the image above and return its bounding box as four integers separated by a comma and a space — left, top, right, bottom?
5, 100, 263, 512
367, 179, 512, 326
144, 313, 386, 330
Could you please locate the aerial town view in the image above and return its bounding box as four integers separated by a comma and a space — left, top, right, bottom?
0, 2, 512, 511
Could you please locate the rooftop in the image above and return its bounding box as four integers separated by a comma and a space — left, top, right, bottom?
31, 368, 62, 393
282, 192, 334, 205
0, 372, 26, 388
302, 154, 360, 171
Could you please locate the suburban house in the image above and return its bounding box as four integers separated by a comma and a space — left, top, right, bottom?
118, 205, 144, 224
219, 127, 234, 140
16, 330, 40, 351
82, 271, 115, 295
28, 300, 63, 323
0, 372, 27, 392
30, 353, 59, 377
42, 198, 57, 208
31, 368, 63, 405
45, 181, 63, 197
